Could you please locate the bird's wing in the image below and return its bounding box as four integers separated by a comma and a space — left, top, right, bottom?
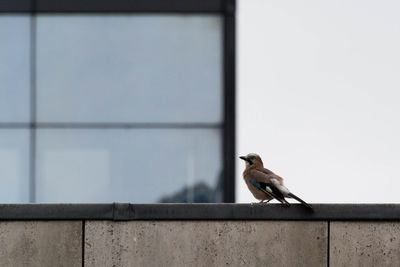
250, 170, 286, 196
269, 175, 290, 197
260, 168, 274, 175
248, 169, 271, 184
267, 174, 313, 210
260, 168, 285, 186
248, 178, 288, 205
248, 169, 290, 205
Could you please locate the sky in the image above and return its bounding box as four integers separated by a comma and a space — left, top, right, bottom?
236, 0, 400, 203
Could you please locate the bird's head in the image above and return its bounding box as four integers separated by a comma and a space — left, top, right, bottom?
239, 153, 263, 168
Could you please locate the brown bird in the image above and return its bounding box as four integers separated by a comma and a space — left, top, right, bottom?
240, 153, 312, 209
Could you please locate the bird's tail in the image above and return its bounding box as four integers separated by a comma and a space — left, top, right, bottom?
280, 198, 291, 207
288, 193, 313, 210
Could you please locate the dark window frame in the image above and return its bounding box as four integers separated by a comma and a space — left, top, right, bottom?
0, 0, 236, 203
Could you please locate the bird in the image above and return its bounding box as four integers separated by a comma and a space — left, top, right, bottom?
239, 153, 312, 209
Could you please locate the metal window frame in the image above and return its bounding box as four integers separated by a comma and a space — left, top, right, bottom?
1, 0, 227, 13
0, 0, 236, 203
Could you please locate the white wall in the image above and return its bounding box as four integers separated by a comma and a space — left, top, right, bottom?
237, 0, 400, 203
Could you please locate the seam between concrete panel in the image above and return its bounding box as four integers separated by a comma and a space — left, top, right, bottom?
82, 220, 85, 267
327, 220, 330, 267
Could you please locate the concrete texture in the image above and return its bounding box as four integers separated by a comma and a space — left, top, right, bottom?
330, 222, 400, 267
85, 221, 327, 267
0, 221, 82, 267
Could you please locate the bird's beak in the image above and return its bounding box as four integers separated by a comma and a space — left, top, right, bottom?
239, 156, 247, 161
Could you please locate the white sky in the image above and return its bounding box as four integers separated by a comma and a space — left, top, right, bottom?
236, 0, 400, 203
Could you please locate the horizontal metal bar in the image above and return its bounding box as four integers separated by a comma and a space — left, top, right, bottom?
36, 122, 223, 129
36, 0, 225, 13
0, 122, 222, 129
0, 0, 30, 12
0, 0, 228, 13
1, 203, 400, 221
0, 123, 32, 128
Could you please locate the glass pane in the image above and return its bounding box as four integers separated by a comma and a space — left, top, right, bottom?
36, 129, 222, 203
0, 16, 30, 123
0, 129, 30, 202
36, 15, 222, 123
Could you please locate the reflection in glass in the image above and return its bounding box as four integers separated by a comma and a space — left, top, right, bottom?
0, 16, 30, 123
0, 130, 30, 202
36, 129, 222, 203
36, 15, 222, 123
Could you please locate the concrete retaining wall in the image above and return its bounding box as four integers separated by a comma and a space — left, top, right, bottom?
0, 221, 82, 267
85, 221, 327, 267
1, 204, 400, 266
1, 220, 399, 266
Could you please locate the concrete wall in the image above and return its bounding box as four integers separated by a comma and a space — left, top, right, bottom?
85, 221, 327, 267
1, 220, 400, 266
0, 221, 81, 267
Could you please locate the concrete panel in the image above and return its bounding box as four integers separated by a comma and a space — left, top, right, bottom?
331, 222, 400, 267
0, 221, 81, 267
85, 221, 327, 267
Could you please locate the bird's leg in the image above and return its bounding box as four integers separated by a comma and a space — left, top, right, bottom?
251, 199, 271, 205
259, 199, 271, 204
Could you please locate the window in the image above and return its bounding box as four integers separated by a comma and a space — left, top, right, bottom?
0, 0, 235, 203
